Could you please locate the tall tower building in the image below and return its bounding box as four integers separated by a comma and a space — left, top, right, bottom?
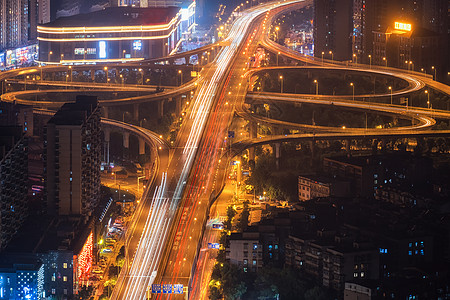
0, 126, 28, 251
45, 96, 101, 219
314, 0, 353, 61
0, 0, 29, 49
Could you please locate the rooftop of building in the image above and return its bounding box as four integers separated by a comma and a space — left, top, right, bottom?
43, 6, 180, 28
375, 26, 439, 38
48, 95, 99, 126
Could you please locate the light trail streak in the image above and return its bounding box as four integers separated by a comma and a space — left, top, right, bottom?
112, 2, 305, 299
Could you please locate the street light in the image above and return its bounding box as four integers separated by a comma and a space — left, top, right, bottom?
123, 50, 126, 59
112, 172, 117, 185
178, 70, 183, 85
313, 79, 318, 95
425, 90, 430, 109
275, 26, 279, 41
368, 55, 372, 69
65, 74, 69, 89
350, 82, 355, 101
104, 67, 108, 83
60, 53, 64, 63
138, 68, 143, 85
383, 57, 387, 67
329, 51, 333, 61
279, 75, 284, 93
277, 51, 280, 66
388, 86, 393, 104
48, 51, 53, 63
409, 61, 414, 72
321, 51, 324, 65
68, 66, 72, 82
120, 74, 124, 86
353, 53, 358, 64
431, 66, 436, 80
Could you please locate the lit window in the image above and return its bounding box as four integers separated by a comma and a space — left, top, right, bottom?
253, 243, 258, 250
51, 274, 55, 282
361, 272, 365, 277
52, 289, 56, 294
63, 263, 67, 269
63, 276, 67, 282
253, 260, 256, 266
353, 272, 358, 278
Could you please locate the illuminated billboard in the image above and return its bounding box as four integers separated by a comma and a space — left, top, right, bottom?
133, 40, 142, 51
394, 22, 412, 31
99, 41, 106, 58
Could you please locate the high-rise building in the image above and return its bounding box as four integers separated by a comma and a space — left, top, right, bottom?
45, 96, 101, 219
0, 0, 29, 50
0, 126, 28, 251
314, 0, 353, 61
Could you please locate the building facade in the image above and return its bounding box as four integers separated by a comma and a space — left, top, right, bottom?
226, 232, 263, 273
38, 6, 185, 64
0, 0, 29, 50
45, 96, 101, 218
0, 126, 28, 251
313, 0, 353, 61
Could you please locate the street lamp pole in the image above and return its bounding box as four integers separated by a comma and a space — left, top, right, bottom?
425, 90, 430, 109
388, 86, 393, 104
314, 79, 318, 95
178, 70, 183, 85
48, 51, 53, 63
279, 76, 283, 93
383, 57, 387, 67
350, 82, 354, 101
277, 51, 280, 66
368, 55, 372, 69
329, 51, 333, 62
321, 51, 324, 66
353, 54, 357, 64
104, 67, 108, 83
432, 66, 436, 80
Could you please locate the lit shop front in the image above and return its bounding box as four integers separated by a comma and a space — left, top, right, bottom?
37, 7, 182, 64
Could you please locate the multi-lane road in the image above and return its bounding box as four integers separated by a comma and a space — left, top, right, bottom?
2, 0, 450, 299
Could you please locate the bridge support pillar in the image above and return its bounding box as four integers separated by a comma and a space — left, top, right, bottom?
249, 121, 257, 139
139, 138, 145, 155
175, 97, 182, 116
185, 56, 190, 64
123, 132, 130, 149
91, 69, 96, 82
102, 106, 109, 119
248, 147, 255, 161
104, 127, 111, 165
133, 103, 139, 120
158, 100, 165, 119
274, 143, 280, 170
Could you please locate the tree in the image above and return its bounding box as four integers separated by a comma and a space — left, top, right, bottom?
304, 286, 330, 300
237, 202, 250, 232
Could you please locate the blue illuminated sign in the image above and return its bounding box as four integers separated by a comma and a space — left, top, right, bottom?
208, 243, 220, 249
173, 284, 183, 294
212, 224, 224, 230
162, 284, 172, 294
152, 284, 161, 293
99, 41, 106, 58
133, 40, 142, 51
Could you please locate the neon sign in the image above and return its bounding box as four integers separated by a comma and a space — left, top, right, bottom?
394, 22, 412, 31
